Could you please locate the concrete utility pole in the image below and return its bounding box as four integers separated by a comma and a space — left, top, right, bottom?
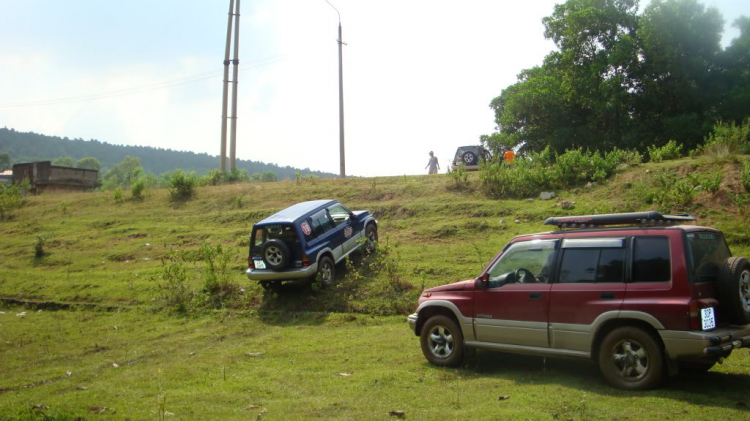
219, 0, 235, 172
229, 0, 241, 171
326, 0, 346, 178
337, 20, 345, 178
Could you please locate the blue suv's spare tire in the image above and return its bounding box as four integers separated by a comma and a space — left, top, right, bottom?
718, 256, 750, 325
261, 239, 290, 270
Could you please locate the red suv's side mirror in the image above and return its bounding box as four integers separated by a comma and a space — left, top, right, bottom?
477, 273, 489, 289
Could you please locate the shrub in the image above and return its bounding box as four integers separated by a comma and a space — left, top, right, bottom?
742, 161, 750, 191
447, 163, 470, 190
0, 184, 24, 220
155, 250, 193, 313
648, 140, 683, 163
131, 179, 145, 199
702, 119, 750, 157
702, 172, 722, 195
34, 235, 47, 258
197, 244, 239, 309
167, 169, 197, 201
113, 187, 123, 202
671, 180, 696, 208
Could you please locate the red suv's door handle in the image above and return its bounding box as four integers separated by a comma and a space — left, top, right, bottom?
529, 292, 542, 299
600, 292, 616, 299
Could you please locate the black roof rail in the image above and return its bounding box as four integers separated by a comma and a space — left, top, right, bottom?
544, 211, 696, 229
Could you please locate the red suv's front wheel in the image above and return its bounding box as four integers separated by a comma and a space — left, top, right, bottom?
420, 315, 464, 367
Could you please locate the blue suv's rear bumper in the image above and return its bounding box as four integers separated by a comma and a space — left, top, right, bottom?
246, 263, 318, 281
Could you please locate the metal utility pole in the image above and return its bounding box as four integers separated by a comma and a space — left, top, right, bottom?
326, 0, 346, 178
229, 0, 241, 171
219, 0, 235, 172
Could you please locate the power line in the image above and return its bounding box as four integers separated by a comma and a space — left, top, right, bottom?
0, 55, 285, 108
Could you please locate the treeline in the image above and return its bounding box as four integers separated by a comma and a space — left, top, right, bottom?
0, 127, 335, 179
483, 0, 750, 155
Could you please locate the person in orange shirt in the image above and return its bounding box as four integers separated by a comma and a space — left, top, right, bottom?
503, 149, 515, 164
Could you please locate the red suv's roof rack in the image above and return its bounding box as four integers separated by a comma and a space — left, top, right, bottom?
544, 211, 696, 229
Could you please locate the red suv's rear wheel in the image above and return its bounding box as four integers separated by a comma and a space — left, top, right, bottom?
598, 327, 664, 390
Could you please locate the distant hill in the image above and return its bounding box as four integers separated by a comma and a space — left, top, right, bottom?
0, 127, 335, 179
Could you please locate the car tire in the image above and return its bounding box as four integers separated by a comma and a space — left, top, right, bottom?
316, 256, 336, 287
420, 315, 464, 367
598, 327, 664, 390
717, 256, 750, 325
261, 239, 290, 270
462, 151, 477, 165
364, 224, 378, 253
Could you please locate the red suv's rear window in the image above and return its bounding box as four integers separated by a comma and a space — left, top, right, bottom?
686, 232, 731, 283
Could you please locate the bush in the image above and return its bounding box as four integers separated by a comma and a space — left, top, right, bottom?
113, 187, 123, 202
447, 163, 470, 190
742, 161, 750, 192
167, 169, 197, 201
702, 119, 750, 157
34, 235, 47, 258
0, 184, 24, 220
647, 140, 683, 163
131, 179, 145, 199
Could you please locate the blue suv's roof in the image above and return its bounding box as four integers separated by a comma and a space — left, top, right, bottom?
256, 200, 335, 225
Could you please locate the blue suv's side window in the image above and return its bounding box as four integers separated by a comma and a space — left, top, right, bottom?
310, 209, 334, 238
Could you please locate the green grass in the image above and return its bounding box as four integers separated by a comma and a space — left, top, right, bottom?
2, 158, 750, 419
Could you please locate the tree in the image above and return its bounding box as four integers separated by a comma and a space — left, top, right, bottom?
52, 156, 75, 167
717, 16, 750, 122
76, 157, 101, 171
635, 0, 724, 150
103, 156, 143, 189
0, 152, 10, 171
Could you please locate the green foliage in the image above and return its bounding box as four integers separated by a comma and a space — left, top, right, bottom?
103, 156, 143, 190
34, 235, 47, 258
0, 184, 24, 220
231, 194, 245, 209
742, 161, 750, 191
647, 140, 682, 163
671, 179, 696, 207
702, 172, 723, 195
113, 187, 123, 202
702, 119, 750, 157
196, 244, 238, 309
0, 128, 335, 180
0, 151, 11, 171
52, 156, 75, 167
58, 200, 69, 215
479, 147, 621, 198
447, 163, 470, 190
75, 156, 101, 171
483, 0, 741, 156
155, 249, 193, 314
131, 178, 146, 199
167, 169, 197, 201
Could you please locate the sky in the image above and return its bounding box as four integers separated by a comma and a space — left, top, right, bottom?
0, 0, 747, 177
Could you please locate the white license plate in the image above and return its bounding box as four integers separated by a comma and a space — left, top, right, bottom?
254, 259, 266, 269
701, 307, 716, 331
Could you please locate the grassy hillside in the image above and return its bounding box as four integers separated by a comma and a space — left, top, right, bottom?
2, 157, 750, 419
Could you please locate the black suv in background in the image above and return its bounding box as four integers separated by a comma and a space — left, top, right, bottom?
450, 145, 492, 172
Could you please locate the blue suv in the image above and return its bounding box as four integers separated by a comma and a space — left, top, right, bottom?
246, 200, 378, 290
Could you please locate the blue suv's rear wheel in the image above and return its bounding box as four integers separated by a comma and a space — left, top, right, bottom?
317, 256, 336, 287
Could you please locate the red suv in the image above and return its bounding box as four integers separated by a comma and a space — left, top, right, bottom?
407, 212, 750, 390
